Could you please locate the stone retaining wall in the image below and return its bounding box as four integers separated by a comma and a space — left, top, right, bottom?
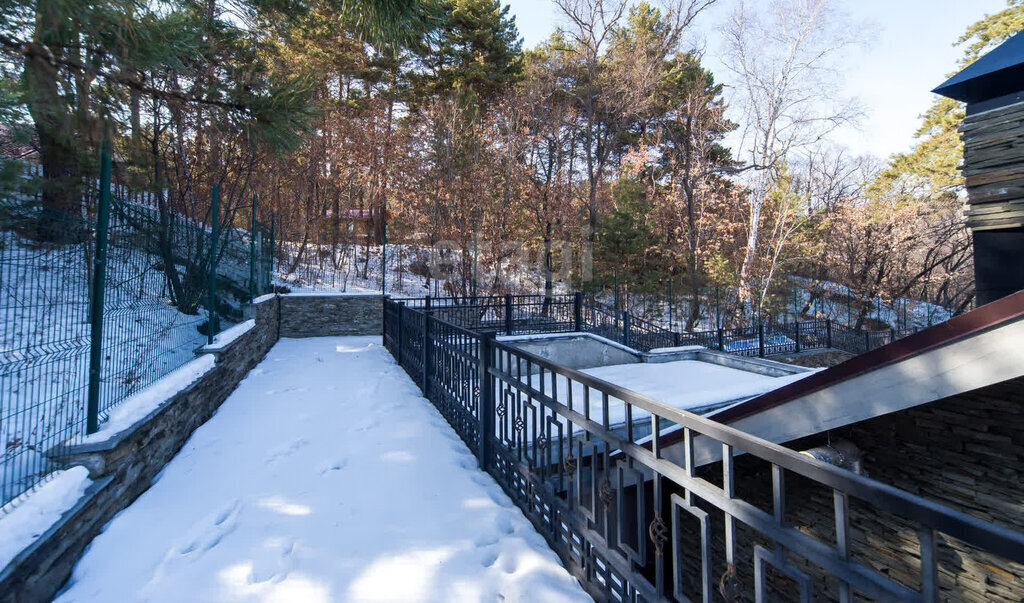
279, 293, 382, 337
0, 293, 374, 601
677, 377, 1024, 601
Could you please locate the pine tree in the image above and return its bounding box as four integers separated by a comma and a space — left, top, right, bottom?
881, 0, 1024, 193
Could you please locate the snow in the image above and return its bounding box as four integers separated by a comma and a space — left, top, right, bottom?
583, 361, 815, 413
275, 242, 574, 300
0, 466, 92, 569
281, 289, 382, 297
530, 360, 818, 427
203, 319, 255, 352
499, 332, 639, 356
80, 355, 218, 445
56, 337, 588, 602
647, 345, 705, 354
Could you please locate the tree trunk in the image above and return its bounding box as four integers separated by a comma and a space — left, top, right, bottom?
24, 2, 82, 240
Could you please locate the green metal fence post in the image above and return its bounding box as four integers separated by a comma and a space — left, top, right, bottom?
207, 184, 219, 345
381, 219, 387, 294
86, 139, 113, 435
472, 230, 478, 300
270, 211, 275, 284
668, 278, 674, 332
613, 269, 620, 323
250, 193, 257, 300
715, 286, 721, 329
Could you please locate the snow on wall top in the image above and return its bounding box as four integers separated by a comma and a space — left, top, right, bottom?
0, 467, 92, 569
80, 355, 218, 446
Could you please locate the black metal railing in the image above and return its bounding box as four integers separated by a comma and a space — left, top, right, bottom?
390, 293, 913, 359
383, 298, 1024, 601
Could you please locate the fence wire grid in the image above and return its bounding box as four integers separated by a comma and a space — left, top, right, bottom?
1, 161, 273, 509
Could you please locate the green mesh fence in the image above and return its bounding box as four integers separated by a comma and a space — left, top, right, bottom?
1, 170, 272, 509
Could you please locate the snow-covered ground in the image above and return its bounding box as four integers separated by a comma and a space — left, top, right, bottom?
275, 242, 574, 299
56, 337, 588, 602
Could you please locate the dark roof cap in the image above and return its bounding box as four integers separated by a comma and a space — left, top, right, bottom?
934, 30, 1024, 105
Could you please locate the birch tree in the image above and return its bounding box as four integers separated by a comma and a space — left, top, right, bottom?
723, 0, 863, 316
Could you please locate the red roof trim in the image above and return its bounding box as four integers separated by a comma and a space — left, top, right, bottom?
706, 289, 1024, 427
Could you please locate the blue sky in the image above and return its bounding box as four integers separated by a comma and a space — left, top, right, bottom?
503, 0, 1009, 159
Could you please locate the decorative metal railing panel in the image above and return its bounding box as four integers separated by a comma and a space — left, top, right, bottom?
382, 298, 1024, 602
395, 293, 921, 359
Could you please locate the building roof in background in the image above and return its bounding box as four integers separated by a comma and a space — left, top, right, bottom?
0, 126, 37, 160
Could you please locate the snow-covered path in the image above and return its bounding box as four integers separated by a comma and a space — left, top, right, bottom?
57, 337, 589, 602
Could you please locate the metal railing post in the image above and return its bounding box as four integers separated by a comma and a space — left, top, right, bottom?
478, 331, 496, 469
758, 322, 765, 358
826, 319, 833, 348
505, 294, 513, 335
623, 311, 631, 348
422, 311, 430, 392
397, 302, 405, 367
865, 330, 871, 354
718, 327, 725, 351
573, 292, 583, 332
794, 321, 801, 353
207, 184, 219, 345
86, 139, 113, 435
673, 331, 680, 347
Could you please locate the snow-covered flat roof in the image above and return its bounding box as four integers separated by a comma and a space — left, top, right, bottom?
524, 360, 817, 429
582, 360, 816, 415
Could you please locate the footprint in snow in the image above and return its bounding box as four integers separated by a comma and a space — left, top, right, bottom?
470, 473, 492, 487
495, 513, 515, 535
319, 459, 348, 475
249, 538, 295, 584
178, 499, 242, 556
265, 386, 308, 396
479, 549, 499, 568
474, 532, 499, 547
264, 438, 310, 463
488, 489, 515, 509
500, 554, 518, 575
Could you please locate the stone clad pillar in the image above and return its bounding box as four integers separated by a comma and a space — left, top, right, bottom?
935, 31, 1024, 305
